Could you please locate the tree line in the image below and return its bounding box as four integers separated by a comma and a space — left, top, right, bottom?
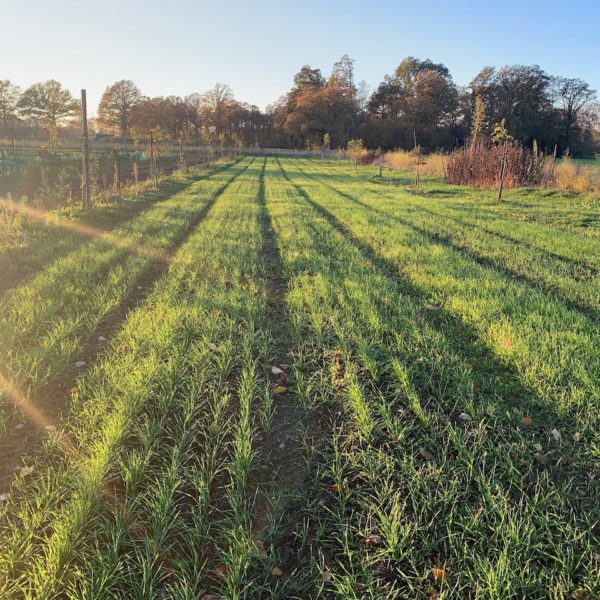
1, 55, 598, 156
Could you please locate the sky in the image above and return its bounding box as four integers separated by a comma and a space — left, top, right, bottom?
2, 0, 599, 115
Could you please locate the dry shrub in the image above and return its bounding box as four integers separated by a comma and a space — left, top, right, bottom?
446, 140, 544, 188
553, 156, 600, 194
383, 149, 446, 176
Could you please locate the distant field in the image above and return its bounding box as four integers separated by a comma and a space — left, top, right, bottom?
0, 157, 598, 598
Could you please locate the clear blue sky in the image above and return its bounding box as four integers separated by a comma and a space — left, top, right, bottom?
3, 0, 599, 115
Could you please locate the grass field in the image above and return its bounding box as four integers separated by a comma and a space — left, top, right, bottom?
0, 156, 598, 599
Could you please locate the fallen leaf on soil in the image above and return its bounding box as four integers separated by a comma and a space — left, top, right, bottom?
252, 538, 266, 553
431, 567, 448, 583
45, 425, 56, 432
327, 483, 340, 493
214, 564, 230, 577
551, 428, 561, 441
521, 416, 533, 426
577, 489, 586, 498
571, 590, 588, 600
271, 366, 284, 376
322, 570, 332, 582
364, 534, 382, 548
573, 432, 581, 442
273, 385, 287, 394
279, 441, 286, 450
271, 566, 283, 576
20, 466, 34, 477
533, 443, 543, 452
15, 423, 24, 430
458, 412, 471, 422
74, 361, 86, 368
98, 336, 107, 343
0, 494, 7, 502
254, 435, 264, 442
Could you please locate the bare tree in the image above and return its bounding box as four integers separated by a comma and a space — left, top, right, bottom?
98, 80, 143, 137
18, 80, 77, 148
552, 77, 596, 150
0, 79, 21, 130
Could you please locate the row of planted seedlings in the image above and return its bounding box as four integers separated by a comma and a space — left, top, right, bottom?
288, 158, 599, 428
246, 158, 599, 598
0, 158, 281, 598
0, 158, 251, 455
318, 157, 600, 261
355, 157, 600, 239
294, 159, 599, 320
0, 163, 230, 295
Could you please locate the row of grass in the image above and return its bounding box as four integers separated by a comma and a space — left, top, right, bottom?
0, 161, 236, 293
0, 158, 251, 442
295, 160, 599, 320
0, 158, 282, 598
240, 158, 599, 598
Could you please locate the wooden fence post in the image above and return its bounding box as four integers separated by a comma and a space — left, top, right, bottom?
81, 89, 91, 208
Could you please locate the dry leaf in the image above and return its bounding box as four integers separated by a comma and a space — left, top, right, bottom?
533, 443, 543, 452
215, 564, 230, 577
98, 336, 107, 343
521, 416, 533, 426
0, 494, 7, 502
322, 570, 332, 582
74, 361, 86, 368
431, 567, 448, 583
364, 534, 382, 548
271, 566, 283, 576
271, 366, 284, 376
252, 538, 266, 553
571, 590, 588, 600
573, 432, 581, 442
458, 412, 471, 422
551, 428, 561, 441
279, 441, 286, 450
20, 466, 34, 477
15, 423, 24, 430
327, 483, 340, 493
273, 385, 287, 394
45, 425, 56, 432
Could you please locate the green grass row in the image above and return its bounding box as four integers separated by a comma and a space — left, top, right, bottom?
0, 158, 251, 440
0, 158, 281, 598
239, 158, 599, 598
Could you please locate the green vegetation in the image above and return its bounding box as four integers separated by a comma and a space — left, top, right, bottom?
0, 157, 598, 598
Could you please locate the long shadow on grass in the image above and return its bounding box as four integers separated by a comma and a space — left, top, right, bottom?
259, 159, 598, 597
297, 164, 599, 322
277, 159, 592, 442
0, 159, 243, 295
0, 159, 255, 493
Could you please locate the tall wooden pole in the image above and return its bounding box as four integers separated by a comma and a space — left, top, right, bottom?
10, 123, 16, 160
150, 130, 157, 188
497, 142, 508, 202
81, 89, 91, 208
114, 144, 121, 197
